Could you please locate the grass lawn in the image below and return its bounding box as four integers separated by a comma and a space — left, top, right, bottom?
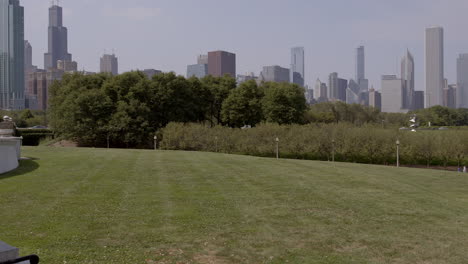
1, 147, 468, 264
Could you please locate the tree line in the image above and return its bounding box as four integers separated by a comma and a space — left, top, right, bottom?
49, 72, 306, 148
47, 71, 468, 148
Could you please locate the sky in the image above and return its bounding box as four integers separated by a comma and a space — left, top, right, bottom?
23, 0, 468, 91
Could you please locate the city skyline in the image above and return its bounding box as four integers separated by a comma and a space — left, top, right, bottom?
21, 0, 468, 93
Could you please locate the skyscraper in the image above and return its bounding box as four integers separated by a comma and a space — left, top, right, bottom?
207, 51, 236, 77
456, 54, 468, 108
0, 0, 25, 110
44, 3, 72, 70
356, 46, 365, 81
100, 54, 118, 75
314, 79, 328, 103
401, 50, 415, 110
369, 87, 382, 110
290, 47, 305, 87
425, 26, 444, 108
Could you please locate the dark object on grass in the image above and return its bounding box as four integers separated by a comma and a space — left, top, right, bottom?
0, 255, 39, 264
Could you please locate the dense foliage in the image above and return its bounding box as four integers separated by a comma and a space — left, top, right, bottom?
308, 102, 468, 127
49, 72, 307, 147
161, 123, 468, 167
0, 109, 48, 128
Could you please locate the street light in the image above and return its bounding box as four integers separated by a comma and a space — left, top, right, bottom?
332, 139, 336, 162
154, 135, 158, 150
396, 139, 400, 168
275, 137, 280, 159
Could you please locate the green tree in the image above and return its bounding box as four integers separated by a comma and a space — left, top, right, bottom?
261, 82, 307, 125
221, 80, 264, 128
201, 75, 237, 126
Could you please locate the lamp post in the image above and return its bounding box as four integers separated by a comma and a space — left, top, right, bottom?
154, 136, 158, 150
107, 133, 110, 149
276, 137, 280, 159
396, 139, 400, 168
332, 139, 336, 162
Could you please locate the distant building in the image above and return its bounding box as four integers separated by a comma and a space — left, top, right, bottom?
443, 81, 457, 109
24, 40, 38, 108
44, 4, 72, 70
236, 73, 257, 85
401, 50, 415, 110
457, 54, 468, 108
338, 79, 348, 102
369, 87, 382, 110
57, 60, 78, 72
314, 79, 328, 102
208, 50, 236, 77
100, 54, 118, 75
347, 79, 360, 104
355, 46, 369, 105
425, 26, 444, 108
414, 91, 425, 110
328, 73, 346, 102
259, 66, 290, 83
197, 54, 208, 65
0, 0, 25, 110
143, 69, 162, 79
381, 75, 406, 113
304, 86, 314, 104
356, 46, 365, 81
27, 69, 63, 110
290, 47, 305, 87
187, 64, 208, 79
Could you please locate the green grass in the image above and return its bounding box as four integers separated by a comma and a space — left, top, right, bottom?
1, 147, 468, 264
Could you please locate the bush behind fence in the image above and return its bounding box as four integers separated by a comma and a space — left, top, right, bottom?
160, 123, 468, 167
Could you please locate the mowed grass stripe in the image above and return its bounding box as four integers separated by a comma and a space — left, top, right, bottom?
2, 147, 468, 263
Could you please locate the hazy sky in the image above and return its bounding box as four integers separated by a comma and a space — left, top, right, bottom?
23, 0, 468, 91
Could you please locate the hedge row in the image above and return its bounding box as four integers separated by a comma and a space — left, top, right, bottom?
17, 129, 54, 146
160, 123, 468, 167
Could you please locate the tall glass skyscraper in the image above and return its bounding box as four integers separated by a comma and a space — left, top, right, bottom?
0, 0, 24, 110
425, 26, 444, 108
355, 46, 365, 81
44, 4, 72, 70
401, 50, 415, 110
290, 47, 305, 87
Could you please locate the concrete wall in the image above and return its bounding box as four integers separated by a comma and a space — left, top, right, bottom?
0, 137, 22, 174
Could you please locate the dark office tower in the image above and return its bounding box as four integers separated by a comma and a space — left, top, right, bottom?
414, 91, 425, 110
356, 46, 365, 81
44, 4, 72, 70
208, 51, 236, 77
338, 78, 348, 102
290, 47, 305, 87
401, 50, 415, 110
329, 73, 346, 102
0, 0, 24, 110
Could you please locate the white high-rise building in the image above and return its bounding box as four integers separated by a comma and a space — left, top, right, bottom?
381, 75, 406, 113
457, 54, 468, 108
425, 27, 444, 108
